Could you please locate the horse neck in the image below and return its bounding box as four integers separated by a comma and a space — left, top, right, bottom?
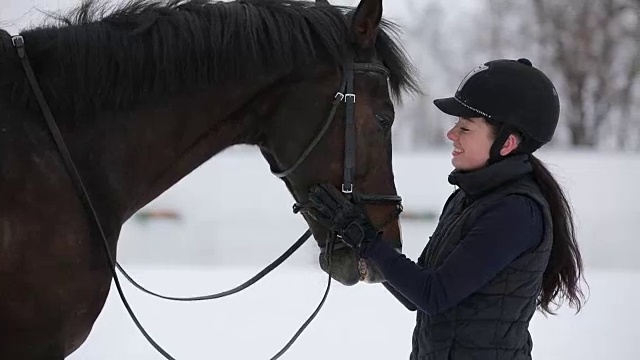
10, 4, 342, 223
89, 76, 283, 222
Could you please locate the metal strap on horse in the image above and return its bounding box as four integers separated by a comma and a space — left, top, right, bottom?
271, 64, 402, 250
271, 63, 402, 207
269, 62, 402, 254
270, 70, 349, 179
11, 34, 330, 360
342, 62, 356, 195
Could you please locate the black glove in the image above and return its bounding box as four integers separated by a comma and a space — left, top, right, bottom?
305, 184, 381, 252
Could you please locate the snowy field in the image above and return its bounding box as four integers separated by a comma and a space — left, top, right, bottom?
3, 1, 638, 359
66, 149, 639, 360
68, 267, 640, 360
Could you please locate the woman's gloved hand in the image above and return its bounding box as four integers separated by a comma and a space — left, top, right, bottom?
305, 184, 381, 252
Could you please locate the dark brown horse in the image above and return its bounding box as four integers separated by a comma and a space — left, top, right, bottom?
0, 0, 418, 358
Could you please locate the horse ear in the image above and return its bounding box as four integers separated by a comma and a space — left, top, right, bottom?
315, 0, 330, 5
352, 0, 382, 48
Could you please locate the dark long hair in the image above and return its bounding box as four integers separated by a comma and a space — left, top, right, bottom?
488, 122, 587, 315
529, 155, 586, 314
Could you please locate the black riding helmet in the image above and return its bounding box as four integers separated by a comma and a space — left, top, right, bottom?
433, 58, 560, 162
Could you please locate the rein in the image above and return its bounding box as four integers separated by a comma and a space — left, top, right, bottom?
11, 35, 334, 360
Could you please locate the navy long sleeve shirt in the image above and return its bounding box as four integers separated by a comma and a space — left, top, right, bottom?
364, 195, 543, 315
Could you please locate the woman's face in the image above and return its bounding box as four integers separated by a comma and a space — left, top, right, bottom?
446, 117, 495, 171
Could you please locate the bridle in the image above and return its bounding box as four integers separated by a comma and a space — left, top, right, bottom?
267, 62, 404, 235
12, 33, 401, 360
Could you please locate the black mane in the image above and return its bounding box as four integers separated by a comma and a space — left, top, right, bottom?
7, 0, 419, 114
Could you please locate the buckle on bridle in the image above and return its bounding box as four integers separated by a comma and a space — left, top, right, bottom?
344, 94, 356, 103
342, 184, 353, 194
334, 92, 345, 101
11, 35, 24, 48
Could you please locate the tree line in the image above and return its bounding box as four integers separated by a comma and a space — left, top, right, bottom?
392, 0, 639, 151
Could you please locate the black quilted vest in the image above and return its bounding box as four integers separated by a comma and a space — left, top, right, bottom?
410, 155, 553, 360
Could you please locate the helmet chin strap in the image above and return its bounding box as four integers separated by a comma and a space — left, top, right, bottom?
487, 123, 513, 165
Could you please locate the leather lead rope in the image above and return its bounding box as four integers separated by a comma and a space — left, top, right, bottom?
270, 233, 335, 359
12, 35, 331, 360
12, 34, 178, 360
116, 229, 312, 301
271, 74, 348, 178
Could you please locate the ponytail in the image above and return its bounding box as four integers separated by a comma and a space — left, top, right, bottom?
530, 155, 587, 314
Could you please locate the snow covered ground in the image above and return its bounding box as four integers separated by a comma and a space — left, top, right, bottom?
66, 149, 638, 360
67, 266, 640, 360
116, 148, 639, 271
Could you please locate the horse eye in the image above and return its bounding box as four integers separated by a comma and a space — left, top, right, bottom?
375, 114, 393, 130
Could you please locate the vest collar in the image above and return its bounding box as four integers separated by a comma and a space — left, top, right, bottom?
448, 154, 533, 198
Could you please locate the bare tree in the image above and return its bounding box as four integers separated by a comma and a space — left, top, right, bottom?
390, 0, 638, 150
530, 0, 640, 148
393, 1, 452, 150
394, 0, 496, 149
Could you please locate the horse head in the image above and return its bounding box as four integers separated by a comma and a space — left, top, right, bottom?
260, 0, 418, 285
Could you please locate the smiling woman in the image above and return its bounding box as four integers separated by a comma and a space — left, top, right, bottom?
305, 58, 586, 360
446, 116, 506, 171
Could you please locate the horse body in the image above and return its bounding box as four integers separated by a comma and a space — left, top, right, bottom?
0, 54, 287, 357
0, 0, 418, 357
